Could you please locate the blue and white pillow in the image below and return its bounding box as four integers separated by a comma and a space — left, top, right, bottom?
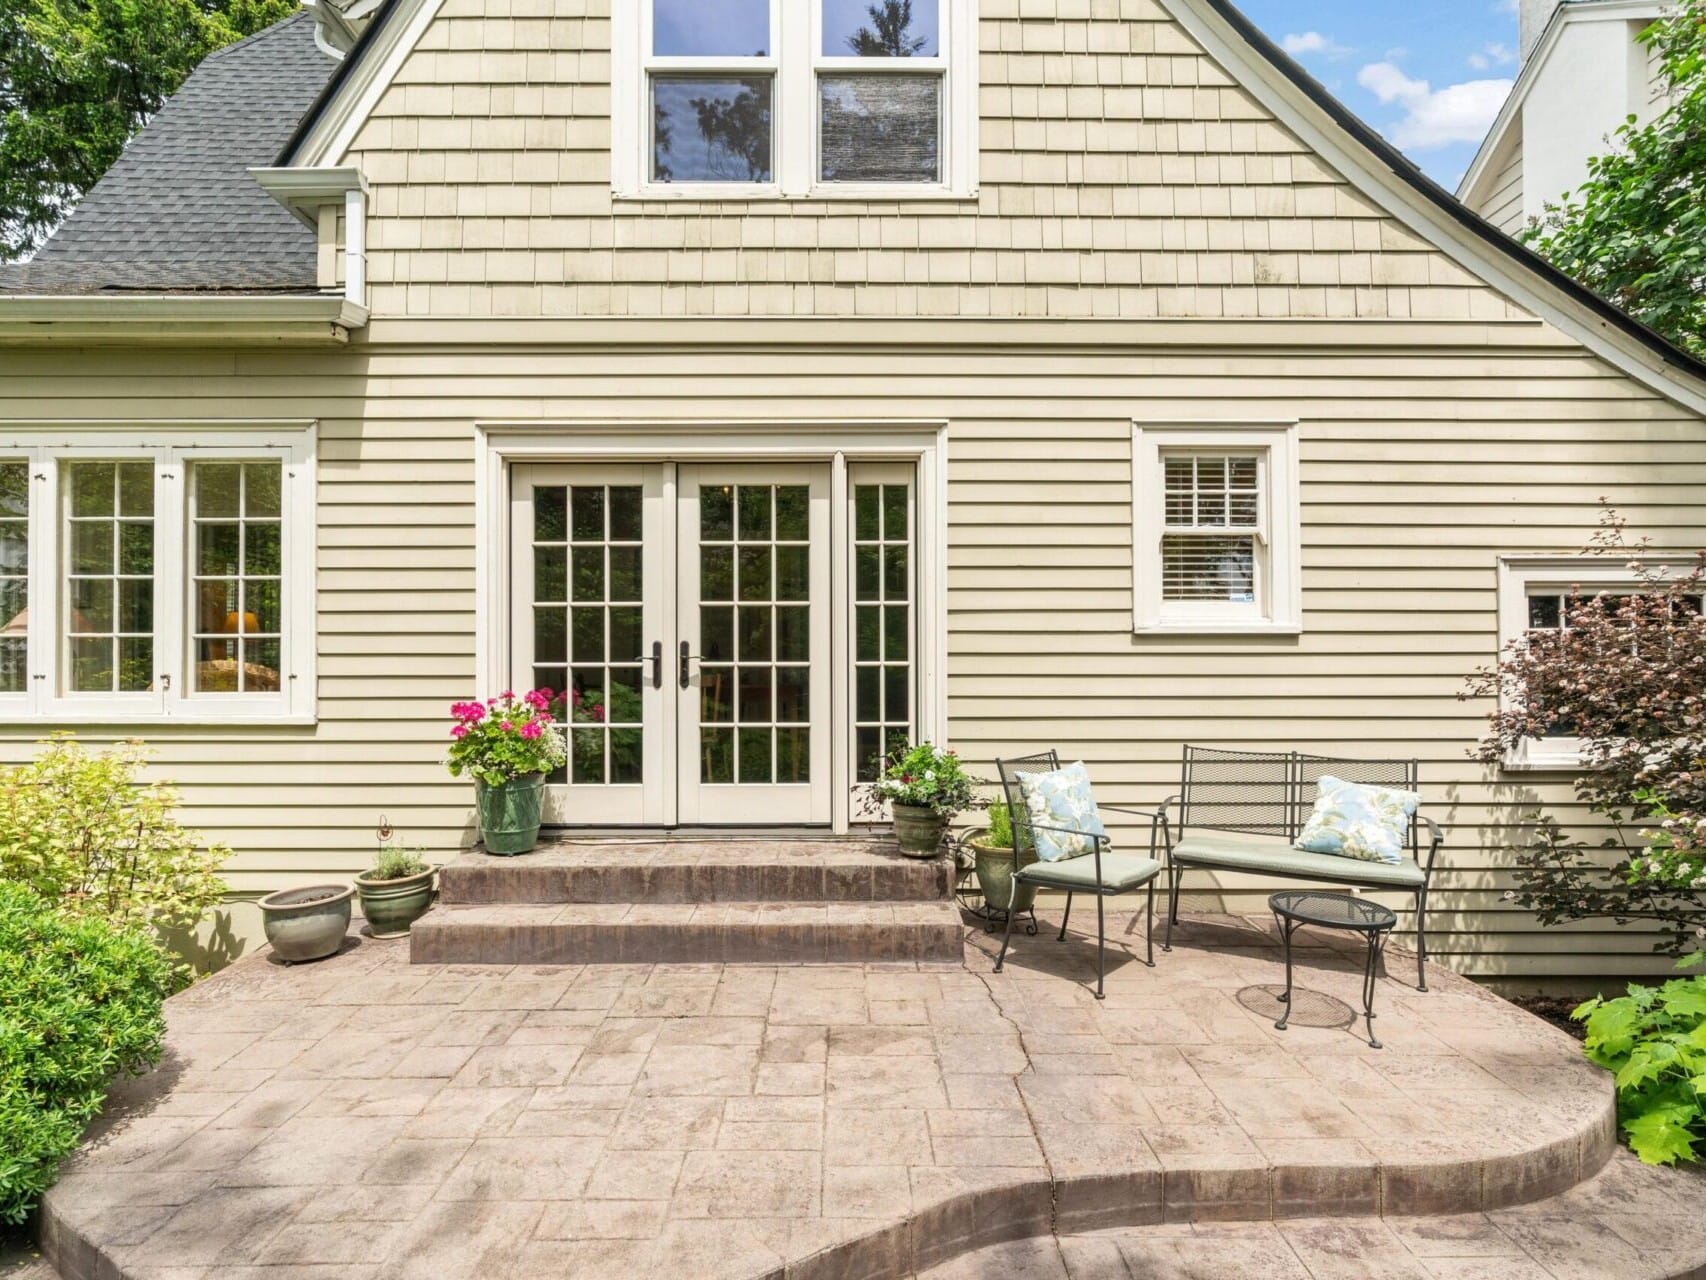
1015, 761, 1106, 863
1294, 775, 1421, 866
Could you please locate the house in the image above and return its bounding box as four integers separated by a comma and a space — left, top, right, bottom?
1460, 0, 1672, 233
2, 0, 1704, 986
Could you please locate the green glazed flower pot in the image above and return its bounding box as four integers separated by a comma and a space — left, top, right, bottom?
354, 868, 438, 939
476, 774, 546, 856
258, 885, 353, 964
891, 803, 949, 859
970, 837, 1038, 916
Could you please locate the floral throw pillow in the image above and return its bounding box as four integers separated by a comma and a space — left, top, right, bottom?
1015, 762, 1107, 863
1294, 775, 1421, 866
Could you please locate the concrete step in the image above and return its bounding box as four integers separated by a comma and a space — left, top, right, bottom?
438, 838, 953, 906
409, 899, 965, 965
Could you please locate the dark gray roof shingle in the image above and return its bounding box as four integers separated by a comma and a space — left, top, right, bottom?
0, 14, 337, 295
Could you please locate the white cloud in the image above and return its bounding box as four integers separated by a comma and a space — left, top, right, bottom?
1467, 42, 1517, 70
1357, 61, 1514, 150
1282, 31, 1352, 59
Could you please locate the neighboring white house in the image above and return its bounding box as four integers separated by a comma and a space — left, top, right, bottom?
1459, 0, 1670, 233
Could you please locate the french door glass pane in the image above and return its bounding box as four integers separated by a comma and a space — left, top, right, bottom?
700, 483, 810, 785
191, 461, 283, 693
654, 0, 770, 56
822, 0, 939, 56
820, 75, 940, 183
853, 483, 912, 780
533, 484, 644, 786
652, 76, 774, 183
0, 462, 27, 693
64, 461, 154, 694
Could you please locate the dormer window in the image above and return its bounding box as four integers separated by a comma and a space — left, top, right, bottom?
613, 0, 978, 200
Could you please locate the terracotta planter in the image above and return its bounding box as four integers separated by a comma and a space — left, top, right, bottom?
258, 885, 353, 964
891, 803, 949, 859
969, 836, 1039, 917
354, 867, 438, 939
476, 774, 546, 856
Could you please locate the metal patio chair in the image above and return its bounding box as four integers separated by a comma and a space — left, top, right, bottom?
991, 751, 1164, 1000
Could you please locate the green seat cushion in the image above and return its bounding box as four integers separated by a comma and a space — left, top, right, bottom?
1171, 830, 1425, 889
1016, 851, 1163, 892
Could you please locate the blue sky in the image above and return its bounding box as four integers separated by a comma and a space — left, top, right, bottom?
1236, 0, 1520, 188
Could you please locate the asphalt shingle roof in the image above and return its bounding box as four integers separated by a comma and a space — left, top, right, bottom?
0, 13, 337, 295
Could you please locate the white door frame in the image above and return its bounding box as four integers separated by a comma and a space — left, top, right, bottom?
474, 420, 949, 834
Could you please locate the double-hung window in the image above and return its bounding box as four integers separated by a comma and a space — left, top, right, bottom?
614, 0, 978, 198
1132, 422, 1302, 635
1497, 556, 1703, 769
0, 428, 315, 723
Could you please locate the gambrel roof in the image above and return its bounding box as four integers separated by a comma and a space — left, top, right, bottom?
0, 14, 337, 296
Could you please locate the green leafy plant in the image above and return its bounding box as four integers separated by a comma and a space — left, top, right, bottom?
1522, 0, 1706, 358
0, 881, 171, 1224
446, 690, 568, 787
0, 735, 229, 975
873, 742, 978, 817
364, 846, 431, 882
981, 801, 1014, 849
1575, 976, 1706, 1166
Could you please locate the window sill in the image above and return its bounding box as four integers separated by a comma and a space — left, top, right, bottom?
0, 711, 317, 728
613, 185, 978, 204
1501, 747, 1586, 773
1134, 621, 1303, 638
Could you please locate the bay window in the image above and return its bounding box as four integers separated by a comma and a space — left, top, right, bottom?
614, 0, 977, 198
0, 428, 315, 723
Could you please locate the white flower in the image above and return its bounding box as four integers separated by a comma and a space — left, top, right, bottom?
924, 770, 936, 782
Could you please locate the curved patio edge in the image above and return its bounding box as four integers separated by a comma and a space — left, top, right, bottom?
761, 1103, 1617, 1280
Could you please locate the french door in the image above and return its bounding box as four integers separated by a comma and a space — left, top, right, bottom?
511, 462, 832, 826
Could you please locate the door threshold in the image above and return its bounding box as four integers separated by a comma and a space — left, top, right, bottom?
539, 826, 885, 843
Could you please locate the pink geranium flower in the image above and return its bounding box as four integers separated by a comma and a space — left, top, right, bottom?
450, 724, 469, 739
520, 720, 543, 740
524, 689, 552, 711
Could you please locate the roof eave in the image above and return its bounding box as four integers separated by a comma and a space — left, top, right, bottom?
0, 294, 369, 347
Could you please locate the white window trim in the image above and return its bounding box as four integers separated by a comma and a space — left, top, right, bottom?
0, 424, 317, 726
1496, 554, 1700, 771
1132, 420, 1302, 637
610, 0, 979, 201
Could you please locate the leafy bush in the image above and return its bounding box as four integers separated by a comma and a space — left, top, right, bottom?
446, 690, 568, 787
0, 882, 171, 1225
0, 735, 229, 956
1575, 976, 1706, 1166
1464, 511, 1706, 963
365, 846, 431, 882
873, 742, 978, 816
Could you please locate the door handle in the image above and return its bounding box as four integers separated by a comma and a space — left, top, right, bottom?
634, 641, 663, 690
679, 641, 703, 690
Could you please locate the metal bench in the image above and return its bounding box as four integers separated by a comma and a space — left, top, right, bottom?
1156, 746, 1445, 990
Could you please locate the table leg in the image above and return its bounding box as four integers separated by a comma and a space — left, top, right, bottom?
1362, 929, 1389, 1050
1274, 913, 1295, 1032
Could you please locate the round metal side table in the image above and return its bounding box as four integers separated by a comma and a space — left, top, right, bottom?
1269, 890, 1397, 1049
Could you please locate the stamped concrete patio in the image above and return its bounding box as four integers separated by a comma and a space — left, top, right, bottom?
36, 909, 1699, 1280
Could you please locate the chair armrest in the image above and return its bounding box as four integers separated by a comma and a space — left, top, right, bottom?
1097, 804, 1159, 820
1018, 823, 1111, 888
1418, 815, 1446, 878
1153, 795, 1181, 860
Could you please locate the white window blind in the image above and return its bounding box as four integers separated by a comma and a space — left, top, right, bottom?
1161, 455, 1260, 604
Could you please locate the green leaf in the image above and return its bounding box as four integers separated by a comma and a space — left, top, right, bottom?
1624, 1107, 1701, 1166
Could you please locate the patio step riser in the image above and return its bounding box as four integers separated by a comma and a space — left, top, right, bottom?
410, 913, 964, 965
439, 857, 954, 906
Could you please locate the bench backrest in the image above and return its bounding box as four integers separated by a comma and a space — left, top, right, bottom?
1179, 746, 1421, 846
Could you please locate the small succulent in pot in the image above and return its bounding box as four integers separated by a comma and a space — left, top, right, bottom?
355, 846, 438, 940
872, 742, 978, 859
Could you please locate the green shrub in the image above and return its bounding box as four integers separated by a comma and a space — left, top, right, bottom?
366, 846, 431, 881
0, 882, 171, 1225
1575, 975, 1706, 1165
983, 801, 1013, 849
0, 735, 229, 968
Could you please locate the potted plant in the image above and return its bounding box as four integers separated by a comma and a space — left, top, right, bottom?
446, 689, 568, 856
966, 801, 1038, 919
354, 846, 437, 939
875, 742, 977, 859
258, 884, 354, 964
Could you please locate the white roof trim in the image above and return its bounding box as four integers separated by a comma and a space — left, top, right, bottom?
1459, 0, 1663, 205
1162, 0, 1706, 419
0, 295, 368, 346
288, 0, 448, 166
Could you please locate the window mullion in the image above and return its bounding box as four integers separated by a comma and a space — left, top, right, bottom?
27, 452, 53, 716
779, 0, 813, 196
156, 453, 185, 715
